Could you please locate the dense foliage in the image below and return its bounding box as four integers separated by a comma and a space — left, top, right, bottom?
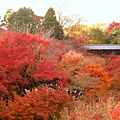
87, 27, 106, 44
0, 31, 68, 95
104, 54, 120, 90
42, 7, 64, 40
0, 7, 120, 119
1, 7, 37, 34
0, 87, 75, 119
1, 6, 120, 44
0, 30, 119, 119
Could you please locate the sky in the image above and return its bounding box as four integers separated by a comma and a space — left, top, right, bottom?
0, 0, 120, 26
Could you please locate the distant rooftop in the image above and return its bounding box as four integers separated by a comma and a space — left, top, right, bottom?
83, 44, 120, 50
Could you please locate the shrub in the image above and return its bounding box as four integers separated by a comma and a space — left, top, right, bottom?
0, 87, 75, 120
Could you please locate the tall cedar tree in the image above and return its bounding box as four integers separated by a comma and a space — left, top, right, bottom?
42, 7, 64, 40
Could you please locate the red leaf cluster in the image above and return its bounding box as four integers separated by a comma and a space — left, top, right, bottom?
33, 60, 69, 81
83, 64, 113, 98
105, 55, 120, 77
0, 87, 75, 119
83, 64, 113, 88
104, 55, 120, 89
106, 21, 120, 35
0, 31, 68, 95
109, 101, 120, 120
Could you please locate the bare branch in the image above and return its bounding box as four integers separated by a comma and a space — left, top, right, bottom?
41, 26, 55, 39
56, 4, 73, 28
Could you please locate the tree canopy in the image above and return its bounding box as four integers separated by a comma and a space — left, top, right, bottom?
42, 7, 64, 40
87, 27, 106, 44
2, 7, 37, 34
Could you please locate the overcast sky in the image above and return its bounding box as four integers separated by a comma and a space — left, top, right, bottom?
0, 0, 120, 25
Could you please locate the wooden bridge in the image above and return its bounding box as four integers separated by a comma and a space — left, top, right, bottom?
82, 44, 120, 56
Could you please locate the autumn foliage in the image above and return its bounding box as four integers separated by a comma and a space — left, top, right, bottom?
83, 64, 113, 88
0, 30, 120, 119
0, 87, 75, 120
109, 101, 120, 120
83, 64, 113, 98
0, 31, 68, 95
57, 50, 113, 99
106, 21, 120, 35
104, 55, 120, 90
105, 54, 120, 77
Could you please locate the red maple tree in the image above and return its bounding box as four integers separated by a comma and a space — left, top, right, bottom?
0, 31, 68, 95
106, 21, 120, 35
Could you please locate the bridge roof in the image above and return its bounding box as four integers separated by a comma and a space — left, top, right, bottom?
83, 44, 120, 50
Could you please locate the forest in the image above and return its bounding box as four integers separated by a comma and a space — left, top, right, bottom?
0, 7, 120, 120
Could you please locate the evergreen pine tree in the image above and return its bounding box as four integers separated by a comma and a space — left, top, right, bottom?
42, 7, 64, 39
